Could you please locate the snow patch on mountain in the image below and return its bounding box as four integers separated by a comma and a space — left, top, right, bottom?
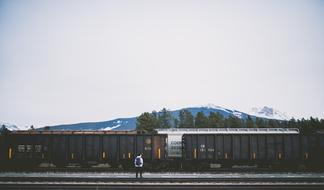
100, 120, 123, 130
202, 104, 246, 119
0, 122, 20, 131
115, 120, 122, 124
102, 124, 121, 131
232, 111, 243, 118
204, 104, 232, 113
249, 106, 290, 120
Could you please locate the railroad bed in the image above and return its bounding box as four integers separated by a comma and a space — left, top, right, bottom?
1, 172, 324, 190
1, 172, 324, 183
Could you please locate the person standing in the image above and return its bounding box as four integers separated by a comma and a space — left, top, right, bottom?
134, 154, 143, 178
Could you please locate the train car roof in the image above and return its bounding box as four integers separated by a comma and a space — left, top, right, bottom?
156, 128, 300, 134
8, 130, 139, 135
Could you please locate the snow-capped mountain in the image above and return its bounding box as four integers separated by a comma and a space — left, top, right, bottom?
38, 105, 289, 131
249, 106, 290, 120
42, 118, 136, 131
203, 104, 247, 119
172, 105, 251, 120
0, 122, 20, 131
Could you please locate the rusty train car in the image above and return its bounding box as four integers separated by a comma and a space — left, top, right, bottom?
0, 130, 167, 169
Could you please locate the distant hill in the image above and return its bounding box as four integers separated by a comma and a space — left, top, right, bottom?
0, 122, 20, 131
42, 118, 137, 131
38, 105, 289, 131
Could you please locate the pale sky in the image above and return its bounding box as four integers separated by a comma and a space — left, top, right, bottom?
1, 0, 324, 128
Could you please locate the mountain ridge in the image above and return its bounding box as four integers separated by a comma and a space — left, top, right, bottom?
0, 122, 20, 131
38, 105, 288, 131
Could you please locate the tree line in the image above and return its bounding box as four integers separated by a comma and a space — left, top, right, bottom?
136, 108, 324, 134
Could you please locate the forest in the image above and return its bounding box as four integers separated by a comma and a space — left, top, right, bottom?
136, 108, 324, 134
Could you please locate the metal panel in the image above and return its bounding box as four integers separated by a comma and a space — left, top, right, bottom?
241, 135, 249, 160
184, 135, 191, 160
191, 135, 198, 160
301, 135, 310, 160
102, 135, 118, 161
206, 135, 214, 160
317, 135, 324, 161
198, 135, 207, 160
250, 135, 258, 160
266, 135, 275, 160
284, 135, 292, 160
143, 135, 152, 160
136, 136, 144, 157
85, 135, 100, 161
119, 135, 135, 160
152, 135, 166, 160
223, 135, 232, 160
119, 135, 127, 160
291, 135, 300, 160
52, 135, 67, 162
33, 135, 49, 160
258, 135, 266, 160
319, 135, 324, 149
275, 135, 283, 160
309, 135, 317, 160
68, 135, 83, 162
215, 135, 223, 160
32, 135, 41, 160
233, 135, 240, 160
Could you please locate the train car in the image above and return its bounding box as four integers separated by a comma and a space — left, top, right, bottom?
0, 130, 167, 169
180, 128, 324, 169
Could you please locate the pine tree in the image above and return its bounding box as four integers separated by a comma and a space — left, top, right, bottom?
174, 118, 179, 128
136, 112, 159, 132
320, 119, 324, 129
195, 112, 208, 128
179, 110, 185, 128
179, 109, 194, 128
246, 116, 254, 128
288, 118, 297, 128
255, 118, 266, 128
158, 108, 172, 128
208, 112, 224, 128
268, 119, 279, 128
224, 116, 242, 128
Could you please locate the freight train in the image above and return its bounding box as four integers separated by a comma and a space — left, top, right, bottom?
0, 128, 323, 170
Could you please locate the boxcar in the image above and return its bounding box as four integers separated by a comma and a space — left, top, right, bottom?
0, 131, 167, 169
180, 128, 314, 168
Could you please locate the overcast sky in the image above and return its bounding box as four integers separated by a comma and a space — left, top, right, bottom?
1, 0, 324, 128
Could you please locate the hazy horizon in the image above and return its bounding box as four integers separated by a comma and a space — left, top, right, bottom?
1, 0, 324, 128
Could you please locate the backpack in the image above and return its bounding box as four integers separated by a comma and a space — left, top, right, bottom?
135, 157, 141, 166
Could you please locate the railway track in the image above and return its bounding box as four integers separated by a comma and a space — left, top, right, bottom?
1, 172, 324, 189
1, 182, 324, 190
1, 176, 324, 183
